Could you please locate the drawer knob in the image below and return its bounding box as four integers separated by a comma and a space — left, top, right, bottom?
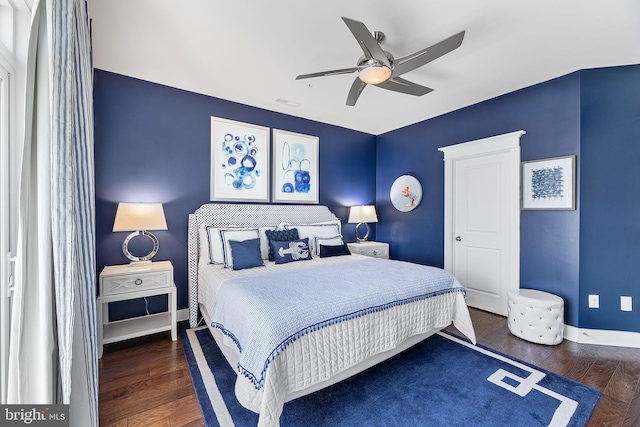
373, 251, 378, 255
135, 278, 143, 285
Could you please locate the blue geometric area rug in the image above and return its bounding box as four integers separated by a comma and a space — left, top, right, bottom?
180, 326, 600, 427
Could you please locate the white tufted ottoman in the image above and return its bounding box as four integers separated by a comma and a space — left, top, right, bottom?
507, 289, 564, 345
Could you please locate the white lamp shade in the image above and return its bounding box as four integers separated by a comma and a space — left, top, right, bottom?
348, 205, 378, 224
113, 203, 168, 232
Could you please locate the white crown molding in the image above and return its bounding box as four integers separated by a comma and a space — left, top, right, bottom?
564, 325, 640, 348
438, 130, 525, 159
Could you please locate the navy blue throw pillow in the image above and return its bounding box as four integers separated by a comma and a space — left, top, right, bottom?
319, 243, 352, 258
264, 228, 299, 261
229, 238, 264, 270
271, 238, 312, 264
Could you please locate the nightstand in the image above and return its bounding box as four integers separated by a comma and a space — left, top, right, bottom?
347, 241, 389, 259
97, 260, 176, 358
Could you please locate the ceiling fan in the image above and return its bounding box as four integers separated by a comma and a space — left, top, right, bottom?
296, 17, 466, 106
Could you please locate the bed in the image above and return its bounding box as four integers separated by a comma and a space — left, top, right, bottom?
188, 203, 476, 426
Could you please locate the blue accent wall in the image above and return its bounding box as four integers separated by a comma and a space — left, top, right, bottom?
377, 65, 640, 333
377, 72, 581, 326
94, 65, 640, 334
579, 65, 640, 331
94, 70, 376, 320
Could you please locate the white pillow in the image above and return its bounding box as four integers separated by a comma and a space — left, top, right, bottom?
286, 223, 342, 256
201, 225, 277, 263
204, 226, 226, 264
259, 226, 276, 260
314, 236, 344, 252
279, 220, 341, 234
203, 226, 250, 264
219, 228, 260, 268
198, 225, 211, 265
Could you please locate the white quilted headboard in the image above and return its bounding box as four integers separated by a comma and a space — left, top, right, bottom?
188, 203, 339, 326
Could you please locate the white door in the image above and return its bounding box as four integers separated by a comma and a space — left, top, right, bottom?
453, 151, 512, 314
439, 131, 524, 316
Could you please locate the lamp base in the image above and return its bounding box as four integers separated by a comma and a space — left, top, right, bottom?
122, 230, 159, 263
128, 260, 152, 267
127, 261, 153, 271
355, 222, 371, 243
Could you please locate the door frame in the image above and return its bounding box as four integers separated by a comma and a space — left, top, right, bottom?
0, 46, 12, 405
438, 130, 525, 311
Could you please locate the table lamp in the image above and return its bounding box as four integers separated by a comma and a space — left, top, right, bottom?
348, 205, 378, 243
113, 202, 168, 264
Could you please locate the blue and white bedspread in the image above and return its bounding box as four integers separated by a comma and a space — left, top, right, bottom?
211, 257, 466, 391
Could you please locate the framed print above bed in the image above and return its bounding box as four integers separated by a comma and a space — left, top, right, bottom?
210, 117, 270, 202
521, 155, 576, 210
272, 129, 319, 204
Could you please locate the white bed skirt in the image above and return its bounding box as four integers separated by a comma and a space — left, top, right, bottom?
201, 291, 475, 427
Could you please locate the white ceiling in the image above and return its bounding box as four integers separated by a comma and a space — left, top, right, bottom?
88, 0, 640, 135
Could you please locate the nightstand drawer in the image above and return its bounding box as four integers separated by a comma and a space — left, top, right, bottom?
347, 242, 390, 259
360, 247, 389, 258
101, 269, 172, 296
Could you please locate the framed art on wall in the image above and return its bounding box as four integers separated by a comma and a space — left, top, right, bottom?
210, 116, 270, 202
272, 129, 319, 204
521, 155, 576, 210
390, 175, 422, 212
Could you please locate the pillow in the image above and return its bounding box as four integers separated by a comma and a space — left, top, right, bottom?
229, 238, 264, 270
286, 223, 341, 256
279, 220, 342, 234
313, 235, 344, 248
271, 238, 313, 264
319, 242, 351, 258
203, 225, 249, 264
220, 228, 260, 268
264, 228, 299, 261
204, 225, 226, 264
258, 226, 276, 260
198, 225, 211, 265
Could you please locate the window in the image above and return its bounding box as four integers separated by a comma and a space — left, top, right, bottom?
0, 0, 25, 404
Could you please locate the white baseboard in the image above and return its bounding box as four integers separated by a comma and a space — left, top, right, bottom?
177, 308, 190, 323
564, 325, 640, 348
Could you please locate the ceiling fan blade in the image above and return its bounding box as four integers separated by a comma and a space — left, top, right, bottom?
346, 77, 367, 106
393, 31, 465, 76
296, 66, 362, 80
377, 77, 433, 96
341, 17, 391, 68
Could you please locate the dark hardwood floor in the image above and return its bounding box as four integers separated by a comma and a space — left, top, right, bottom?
98, 331, 204, 427
99, 308, 640, 426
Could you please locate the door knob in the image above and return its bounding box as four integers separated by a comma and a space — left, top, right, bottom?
455, 236, 462, 241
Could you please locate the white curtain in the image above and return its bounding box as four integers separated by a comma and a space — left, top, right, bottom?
8, 0, 56, 405
8, 0, 98, 425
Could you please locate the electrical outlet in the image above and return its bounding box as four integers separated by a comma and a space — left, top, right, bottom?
621, 296, 632, 312
588, 294, 599, 308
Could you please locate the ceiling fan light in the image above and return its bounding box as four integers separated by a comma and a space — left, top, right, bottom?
359, 65, 392, 85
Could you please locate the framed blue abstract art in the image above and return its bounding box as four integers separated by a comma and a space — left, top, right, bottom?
521, 155, 576, 210
210, 117, 270, 202
272, 129, 319, 204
